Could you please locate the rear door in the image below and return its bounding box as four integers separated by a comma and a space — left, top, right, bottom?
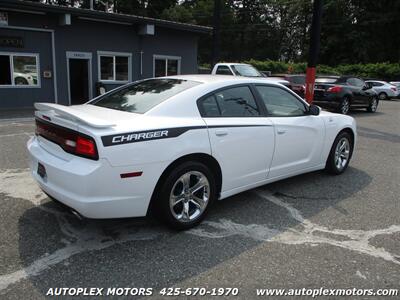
198, 85, 274, 193
254, 84, 325, 179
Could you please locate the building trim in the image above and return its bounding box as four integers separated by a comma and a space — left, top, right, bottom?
78, 16, 132, 26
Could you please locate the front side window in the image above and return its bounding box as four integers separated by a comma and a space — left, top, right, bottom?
99, 54, 130, 82
255, 85, 306, 117
0, 53, 39, 86
90, 79, 200, 114
200, 86, 260, 117
154, 56, 180, 77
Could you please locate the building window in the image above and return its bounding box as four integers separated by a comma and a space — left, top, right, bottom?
98, 52, 131, 83
0, 53, 39, 87
153, 55, 181, 77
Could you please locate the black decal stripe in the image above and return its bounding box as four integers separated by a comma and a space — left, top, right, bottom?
101, 124, 271, 147
208, 124, 271, 129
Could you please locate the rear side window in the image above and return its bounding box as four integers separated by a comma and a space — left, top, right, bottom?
215, 66, 233, 75
347, 78, 364, 87
199, 86, 260, 117
90, 79, 200, 114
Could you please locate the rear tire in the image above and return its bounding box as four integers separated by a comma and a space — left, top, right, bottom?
367, 97, 379, 112
338, 96, 350, 115
325, 131, 353, 175
156, 161, 217, 230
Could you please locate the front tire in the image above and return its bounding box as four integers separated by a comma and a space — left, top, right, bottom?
378, 92, 388, 100
367, 97, 379, 112
325, 131, 353, 175
156, 161, 216, 230
338, 96, 350, 115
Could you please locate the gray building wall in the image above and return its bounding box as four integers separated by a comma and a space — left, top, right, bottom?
0, 10, 199, 109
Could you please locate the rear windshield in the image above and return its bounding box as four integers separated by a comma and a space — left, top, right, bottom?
316, 77, 338, 83
90, 79, 200, 114
231, 65, 263, 77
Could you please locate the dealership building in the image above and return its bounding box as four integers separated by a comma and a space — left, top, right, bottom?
0, 0, 211, 109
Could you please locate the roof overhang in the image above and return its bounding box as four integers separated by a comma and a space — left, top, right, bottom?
0, 0, 212, 34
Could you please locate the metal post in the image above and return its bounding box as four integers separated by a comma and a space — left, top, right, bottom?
211, 0, 221, 68
305, 0, 323, 103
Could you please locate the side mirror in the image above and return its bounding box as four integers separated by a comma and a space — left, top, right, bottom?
308, 104, 320, 116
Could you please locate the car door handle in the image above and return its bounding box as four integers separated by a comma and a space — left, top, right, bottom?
277, 130, 286, 135
215, 129, 228, 136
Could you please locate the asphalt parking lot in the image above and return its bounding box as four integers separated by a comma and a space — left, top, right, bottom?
0, 100, 399, 299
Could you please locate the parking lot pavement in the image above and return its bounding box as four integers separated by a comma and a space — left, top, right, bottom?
0, 100, 399, 299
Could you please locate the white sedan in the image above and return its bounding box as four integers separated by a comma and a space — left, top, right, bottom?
28, 75, 357, 229
366, 80, 399, 100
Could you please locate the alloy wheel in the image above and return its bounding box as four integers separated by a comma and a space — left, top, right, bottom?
334, 137, 350, 171
341, 98, 350, 114
371, 98, 378, 111
379, 93, 387, 100
169, 171, 210, 223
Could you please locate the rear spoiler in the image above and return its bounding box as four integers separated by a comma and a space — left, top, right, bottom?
34, 103, 116, 129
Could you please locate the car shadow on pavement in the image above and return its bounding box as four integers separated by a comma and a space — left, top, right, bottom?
12, 167, 372, 297
357, 126, 400, 143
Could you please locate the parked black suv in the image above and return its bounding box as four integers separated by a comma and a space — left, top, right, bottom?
313, 76, 378, 114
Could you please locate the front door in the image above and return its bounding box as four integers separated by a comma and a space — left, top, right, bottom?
253, 84, 324, 179
69, 58, 89, 105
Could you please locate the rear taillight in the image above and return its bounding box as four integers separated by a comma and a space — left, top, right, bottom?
391, 87, 397, 92
35, 119, 98, 160
76, 136, 97, 157
327, 86, 342, 93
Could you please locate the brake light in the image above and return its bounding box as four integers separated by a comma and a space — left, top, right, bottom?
35, 119, 98, 160
327, 86, 342, 93
391, 87, 397, 92
76, 136, 97, 157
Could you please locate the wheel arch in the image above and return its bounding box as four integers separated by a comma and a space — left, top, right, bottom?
337, 127, 355, 158
147, 153, 223, 215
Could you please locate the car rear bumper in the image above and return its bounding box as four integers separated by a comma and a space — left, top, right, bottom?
312, 99, 340, 109
27, 136, 157, 219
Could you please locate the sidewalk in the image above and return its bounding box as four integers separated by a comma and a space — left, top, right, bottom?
0, 108, 35, 121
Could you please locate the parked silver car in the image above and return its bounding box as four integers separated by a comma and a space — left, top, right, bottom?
365, 80, 399, 100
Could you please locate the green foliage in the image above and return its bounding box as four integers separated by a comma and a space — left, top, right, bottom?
241, 60, 400, 79
32, 0, 400, 69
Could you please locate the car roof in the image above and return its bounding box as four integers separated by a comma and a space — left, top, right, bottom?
166, 74, 280, 85
366, 80, 387, 84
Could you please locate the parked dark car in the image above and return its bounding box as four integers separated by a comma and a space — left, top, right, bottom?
268, 74, 306, 97
313, 76, 378, 114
